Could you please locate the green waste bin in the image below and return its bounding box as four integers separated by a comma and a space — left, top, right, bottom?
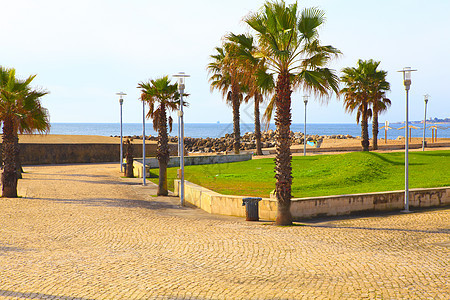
242, 197, 262, 221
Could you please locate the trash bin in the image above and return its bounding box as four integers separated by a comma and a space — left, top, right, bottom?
242, 197, 262, 221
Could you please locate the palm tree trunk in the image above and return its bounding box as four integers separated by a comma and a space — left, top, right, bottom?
15, 136, 22, 179
231, 87, 241, 154
157, 104, 169, 196
158, 160, 168, 194
125, 140, 134, 178
372, 108, 379, 150
361, 105, 370, 151
254, 94, 263, 156
2, 117, 18, 198
274, 71, 293, 225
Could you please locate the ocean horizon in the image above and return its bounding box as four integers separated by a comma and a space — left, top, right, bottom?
39, 123, 450, 140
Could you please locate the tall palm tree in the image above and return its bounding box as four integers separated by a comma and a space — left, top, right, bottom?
245, 1, 340, 225
227, 33, 275, 156
207, 43, 244, 154
341, 59, 390, 151
138, 76, 181, 196
0, 67, 50, 197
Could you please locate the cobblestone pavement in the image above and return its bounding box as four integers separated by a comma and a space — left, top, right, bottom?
0, 163, 449, 299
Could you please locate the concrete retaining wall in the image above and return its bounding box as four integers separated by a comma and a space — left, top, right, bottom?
174, 180, 450, 221
289, 189, 449, 219
262, 141, 450, 155
133, 153, 253, 178
12, 143, 175, 165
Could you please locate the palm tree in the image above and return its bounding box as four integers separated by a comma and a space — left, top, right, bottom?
341, 63, 371, 151
207, 43, 244, 154
369, 65, 391, 150
341, 59, 390, 151
0, 67, 50, 197
227, 33, 275, 156
138, 76, 181, 196
15, 89, 50, 179
245, 1, 340, 225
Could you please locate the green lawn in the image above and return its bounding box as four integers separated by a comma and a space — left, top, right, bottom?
148, 150, 450, 198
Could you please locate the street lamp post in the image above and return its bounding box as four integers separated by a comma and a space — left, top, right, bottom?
142, 100, 146, 186
303, 95, 309, 156
398, 67, 417, 212
422, 94, 429, 151
116, 92, 127, 172
173, 72, 190, 206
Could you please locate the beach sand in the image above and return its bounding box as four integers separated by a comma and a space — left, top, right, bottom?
17, 134, 450, 155
18, 134, 149, 144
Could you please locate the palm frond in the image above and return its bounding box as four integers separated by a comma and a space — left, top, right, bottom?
262, 93, 276, 130
298, 7, 325, 41
138, 75, 184, 130
0, 67, 50, 135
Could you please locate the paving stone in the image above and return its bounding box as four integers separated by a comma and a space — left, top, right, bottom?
0, 163, 448, 299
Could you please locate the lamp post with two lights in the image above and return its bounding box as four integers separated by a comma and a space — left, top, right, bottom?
398, 67, 417, 212
173, 72, 190, 206
116, 92, 127, 172
303, 95, 309, 156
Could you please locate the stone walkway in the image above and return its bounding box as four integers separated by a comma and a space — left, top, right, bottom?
0, 163, 448, 299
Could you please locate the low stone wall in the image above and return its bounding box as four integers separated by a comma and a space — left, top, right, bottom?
13, 143, 175, 165
289, 189, 449, 219
174, 180, 450, 221
133, 153, 253, 178
262, 141, 450, 155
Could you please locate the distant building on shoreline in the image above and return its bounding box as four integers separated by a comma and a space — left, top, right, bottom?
392, 117, 449, 125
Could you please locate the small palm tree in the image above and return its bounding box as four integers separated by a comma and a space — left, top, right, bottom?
138, 76, 181, 196
16, 88, 50, 179
341, 64, 371, 151
0, 66, 50, 197
341, 59, 390, 151
245, 1, 340, 225
207, 43, 244, 154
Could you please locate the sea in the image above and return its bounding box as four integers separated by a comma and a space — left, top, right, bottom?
45, 123, 450, 139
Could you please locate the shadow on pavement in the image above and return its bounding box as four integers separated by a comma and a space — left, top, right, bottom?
0, 290, 94, 300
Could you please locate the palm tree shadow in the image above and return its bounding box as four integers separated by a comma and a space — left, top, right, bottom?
22, 173, 145, 186
413, 151, 450, 157
0, 290, 94, 300
368, 152, 424, 166
26, 196, 184, 211
298, 207, 450, 234
0, 245, 33, 254
305, 223, 449, 234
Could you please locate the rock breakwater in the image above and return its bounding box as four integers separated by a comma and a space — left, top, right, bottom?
116, 130, 355, 153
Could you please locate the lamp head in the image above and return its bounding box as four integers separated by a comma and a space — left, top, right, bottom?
303, 95, 309, 105
116, 92, 126, 104
403, 67, 412, 88
173, 72, 190, 92
424, 94, 430, 104
397, 67, 416, 90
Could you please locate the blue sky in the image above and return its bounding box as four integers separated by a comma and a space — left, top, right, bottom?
1, 0, 449, 124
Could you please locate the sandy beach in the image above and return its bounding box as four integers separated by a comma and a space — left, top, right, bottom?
17, 134, 149, 144
17, 134, 450, 154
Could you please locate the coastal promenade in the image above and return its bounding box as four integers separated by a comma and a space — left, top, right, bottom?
0, 163, 448, 299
